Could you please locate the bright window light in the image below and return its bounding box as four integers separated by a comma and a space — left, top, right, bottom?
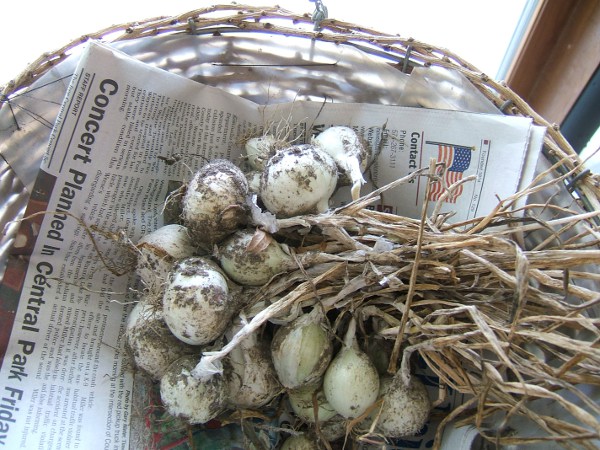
0, 1, 529, 87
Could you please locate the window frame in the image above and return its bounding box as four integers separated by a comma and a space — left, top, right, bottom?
505, 0, 600, 126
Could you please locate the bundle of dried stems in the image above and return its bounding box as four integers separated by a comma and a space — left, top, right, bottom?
211, 160, 600, 448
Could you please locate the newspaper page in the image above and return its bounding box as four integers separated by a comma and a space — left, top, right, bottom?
0, 41, 541, 449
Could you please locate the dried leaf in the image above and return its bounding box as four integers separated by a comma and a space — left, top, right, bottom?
246, 228, 273, 254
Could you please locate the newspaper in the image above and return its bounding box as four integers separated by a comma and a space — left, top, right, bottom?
0, 41, 543, 449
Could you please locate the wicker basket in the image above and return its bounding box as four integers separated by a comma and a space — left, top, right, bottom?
3, 5, 599, 207
1, 4, 599, 450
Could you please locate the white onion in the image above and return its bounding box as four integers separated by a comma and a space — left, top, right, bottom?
136, 224, 195, 294
280, 434, 315, 450
223, 319, 281, 409
271, 307, 333, 389
312, 126, 368, 200
218, 228, 294, 286
260, 144, 338, 218
288, 383, 337, 423
375, 374, 431, 437
160, 355, 227, 424
182, 159, 249, 246
245, 134, 277, 171
125, 300, 194, 380
317, 415, 347, 442
245, 170, 262, 194
162, 257, 236, 346
358, 375, 392, 431
322, 318, 379, 418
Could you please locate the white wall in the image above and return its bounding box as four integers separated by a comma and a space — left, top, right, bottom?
0, 0, 526, 87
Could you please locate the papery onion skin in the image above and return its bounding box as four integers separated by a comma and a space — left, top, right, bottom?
271, 309, 334, 390
223, 320, 281, 409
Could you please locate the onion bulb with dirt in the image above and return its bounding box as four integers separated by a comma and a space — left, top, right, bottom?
125, 299, 195, 380
280, 433, 316, 450
375, 373, 431, 437
182, 159, 249, 247
312, 126, 369, 200
135, 224, 195, 294
245, 134, 278, 171
218, 228, 294, 286
259, 144, 338, 218
160, 354, 228, 424
162, 257, 237, 346
222, 319, 281, 409
287, 383, 337, 423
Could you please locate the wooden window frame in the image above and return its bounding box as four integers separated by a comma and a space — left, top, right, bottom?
505, 0, 600, 125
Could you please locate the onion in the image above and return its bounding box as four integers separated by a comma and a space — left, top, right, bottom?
182, 159, 249, 246
280, 434, 316, 450
357, 374, 392, 432
160, 354, 227, 424
271, 307, 333, 390
288, 383, 337, 423
245, 170, 262, 194
245, 134, 277, 171
125, 300, 194, 380
322, 318, 379, 418
162, 257, 236, 346
259, 144, 338, 218
312, 126, 368, 200
218, 228, 294, 286
135, 224, 195, 294
317, 415, 347, 443
375, 374, 431, 437
223, 319, 281, 409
